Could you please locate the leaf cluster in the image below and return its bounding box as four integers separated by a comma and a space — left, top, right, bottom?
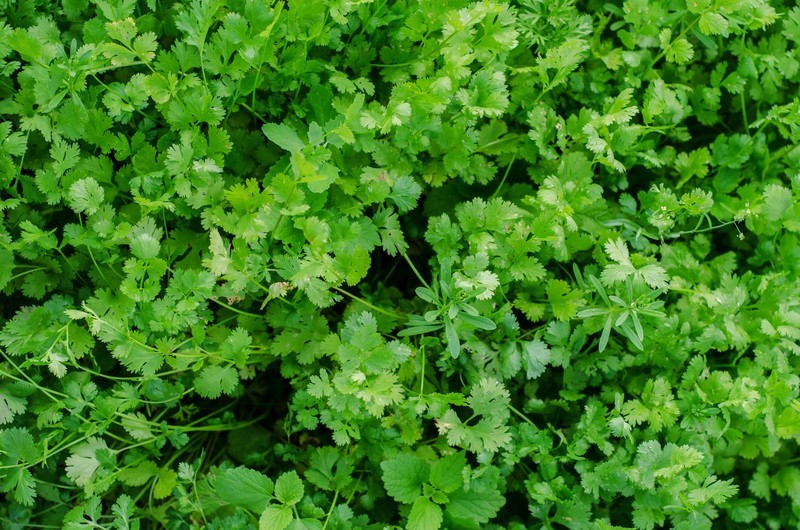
0, 0, 799, 529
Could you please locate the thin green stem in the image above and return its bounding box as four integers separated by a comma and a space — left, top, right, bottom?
401, 252, 432, 291
419, 345, 426, 397
509, 405, 536, 426
479, 134, 523, 155
330, 286, 402, 319
210, 298, 265, 319
241, 102, 267, 123
741, 90, 750, 134
491, 153, 517, 198
6, 266, 47, 282
321, 489, 340, 530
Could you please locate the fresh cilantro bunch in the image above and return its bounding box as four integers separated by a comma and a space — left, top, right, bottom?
0, 0, 799, 529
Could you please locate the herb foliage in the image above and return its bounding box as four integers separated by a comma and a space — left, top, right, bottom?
0, 0, 799, 528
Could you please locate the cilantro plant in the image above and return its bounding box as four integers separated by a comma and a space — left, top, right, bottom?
1, 0, 799, 529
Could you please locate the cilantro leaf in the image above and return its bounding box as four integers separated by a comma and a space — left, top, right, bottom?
67, 178, 105, 216
195, 365, 239, 399
65, 437, 115, 490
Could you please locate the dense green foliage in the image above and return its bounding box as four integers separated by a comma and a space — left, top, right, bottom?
1, 0, 799, 528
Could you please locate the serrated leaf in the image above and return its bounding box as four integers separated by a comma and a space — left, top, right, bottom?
274, 471, 303, 505
111, 494, 137, 530
195, 365, 239, 399
604, 238, 631, 265
408, 497, 443, 530
68, 178, 105, 216
65, 437, 113, 489
0, 427, 39, 462
389, 175, 422, 213
446, 470, 505, 524
260, 505, 293, 530
381, 453, 429, 503
546, 279, 585, 320
215, 467, 274, 512
2, 468, 36, 506
153, 467, 177, 499
699, 13, 728, 36
521, 339, 553, 380
666, 38, 694, 64
430, 452, 466, 494
305, 447, 353, 492
117, 461, 158, 487
0, 250, 16, 291
774, 406, 800, 439
762, 184, 793, 223
120, 412, 153, 441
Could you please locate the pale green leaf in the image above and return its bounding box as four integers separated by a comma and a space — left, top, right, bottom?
260, 505, 293, 530
408, 497, 443, 530
274, 471, 304, 506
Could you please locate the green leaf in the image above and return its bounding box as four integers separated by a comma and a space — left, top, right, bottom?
128, 217, 162, 260
1, 468, 37, 506
408, 497, 443, 530
214, 467, 274, 512
637, 264, 669, 289
0, 250, 15, 291
446, 469, 505, 524
458, 312, 496, 331
599, 315, 613, 352
437, 379, 512, 453
666, 38, 694, 64
604, 237, 631, 266
415, 287, 438, 304
274, 471, 304, 506
65, 437, 113, 489
305, 447, 353, 492
775, 406, 800, 439
111, 494, 137, 530
195, 365, 239, 399
671, 38, 694, 63
0, 384, 28, 425
262, 123, 305, 152
762, 184, 793, 223
381, 453, 429, 503
727, 498, 758, 523
117, 461, 158, 487
601, 238, 667, 288
389, 175, 423, 213
444, 319, 460, 358
0, 427, 39, 462
546, 279, 585, 321
521, 339, 553, 380
153, 467, 177, 499
699, 13, 729, 35
260, 505, 293, 530
430, 452, 466, 494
